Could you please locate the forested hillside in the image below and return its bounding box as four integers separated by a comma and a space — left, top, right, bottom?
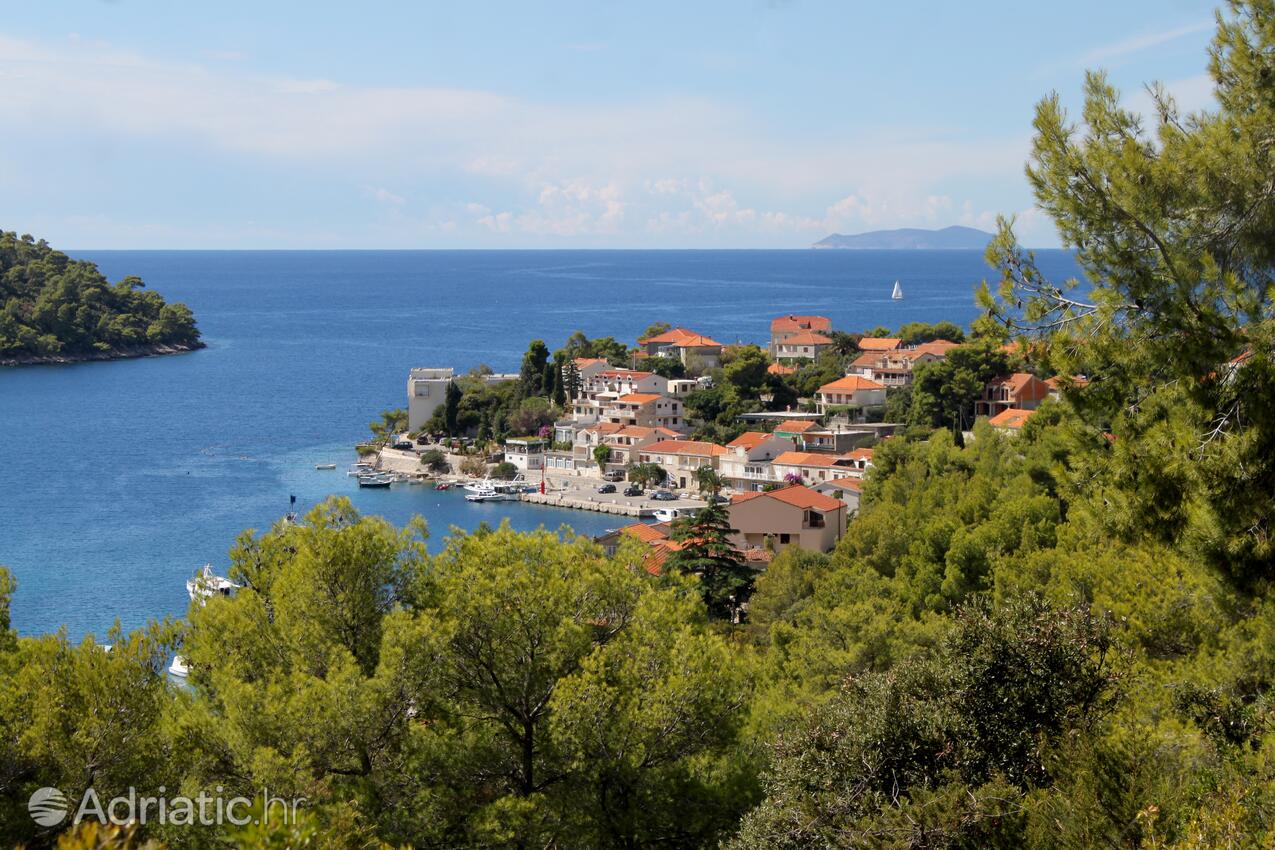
3, 3, 1275, 848
0, 231, 202, 363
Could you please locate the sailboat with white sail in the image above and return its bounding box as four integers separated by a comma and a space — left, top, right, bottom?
891, 280, 903, 300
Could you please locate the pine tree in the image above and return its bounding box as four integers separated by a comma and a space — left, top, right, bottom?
666, 503, 753, 619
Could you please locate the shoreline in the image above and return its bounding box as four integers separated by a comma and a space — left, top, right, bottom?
0, 340, 206, 367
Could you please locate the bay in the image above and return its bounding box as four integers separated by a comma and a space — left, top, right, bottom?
0, 248, 1083, 637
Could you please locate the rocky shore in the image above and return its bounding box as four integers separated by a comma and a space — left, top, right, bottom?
0, 341, 206, 367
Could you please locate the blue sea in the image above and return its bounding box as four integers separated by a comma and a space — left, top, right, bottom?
0, 249, 1082, 638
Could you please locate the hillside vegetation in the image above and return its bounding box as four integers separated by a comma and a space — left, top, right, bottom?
0, 230, 202, 364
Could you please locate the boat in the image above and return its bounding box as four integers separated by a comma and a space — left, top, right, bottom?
168, 655, 190, 678
187, 564, 238, 603
357, 473, 394, 488
892, 280, 903, 300
464, 482, 524, 502
315, 463, 337, 470
435, 482, 452, 491
653, 506, 702, 523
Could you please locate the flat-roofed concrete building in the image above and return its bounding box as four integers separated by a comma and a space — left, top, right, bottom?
407, 368, 455, 431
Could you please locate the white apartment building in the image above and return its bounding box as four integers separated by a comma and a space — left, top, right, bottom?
407, 367, 455, 431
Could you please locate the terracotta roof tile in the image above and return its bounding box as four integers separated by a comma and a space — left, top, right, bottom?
858, 337, 902, 351
988, 407, 1035, 429
643, 440, 729, 457
731, 483, 844, 512
615, 393, 663, 404
779, 331, 834, 346
773, 451, 843, 468
775, 419, 820, 433
817, 375, 886, 394
771, 315, 832, 333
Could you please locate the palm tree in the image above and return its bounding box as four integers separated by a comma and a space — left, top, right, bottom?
694, 466, 725, 498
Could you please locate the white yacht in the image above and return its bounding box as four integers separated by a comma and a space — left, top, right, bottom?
653, 506, 701, 523
186, 564, 238, 603
464, 482, 525, 502
168, 655, 190, 677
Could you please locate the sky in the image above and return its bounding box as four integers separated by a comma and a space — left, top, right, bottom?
0, 0, 1222, 249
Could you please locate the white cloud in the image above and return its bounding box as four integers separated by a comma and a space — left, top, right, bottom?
365, 186, 406, 206
0, 31, 1053, 246
1078, 20, 1214, 67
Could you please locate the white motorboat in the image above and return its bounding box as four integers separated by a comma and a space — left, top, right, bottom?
168, 655, 190, 677
186, 564, 238, 603
464, 483, 523, 502
357, 473, 394, 488
653, 506, 701, 523
315, 463, 337, 470
892, 280, 903, 300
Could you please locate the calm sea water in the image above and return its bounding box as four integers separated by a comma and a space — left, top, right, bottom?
0, 249, 1082, 638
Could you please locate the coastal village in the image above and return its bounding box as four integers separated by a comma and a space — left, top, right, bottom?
368, 314, 1073, 574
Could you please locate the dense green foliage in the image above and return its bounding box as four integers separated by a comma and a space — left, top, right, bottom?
0, 231, 201, 361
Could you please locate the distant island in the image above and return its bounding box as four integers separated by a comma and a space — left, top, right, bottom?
0, 230, 203, 366
812, 225, 994, 250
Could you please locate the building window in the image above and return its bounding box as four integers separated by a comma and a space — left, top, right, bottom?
779, 533, 791, 544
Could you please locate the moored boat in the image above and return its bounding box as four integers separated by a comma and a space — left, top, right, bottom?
357, 473, 394, 488
315, 463, 337, 470
169, 655, 190, 677
187, 564, 238, 603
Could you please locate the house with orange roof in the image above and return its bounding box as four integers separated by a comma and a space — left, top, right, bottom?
638, 327, 725, 369
849, 340, 960, 387
767, 362, 796, 376
774, 330, 835, 364
719, 431, 795, 492
987, 407, 1036, 432
839, 446, 874, 476
601, 392, 685, 431
774, 419, 821, 439
857, 336, 902, 352
601, 425, 680, 466
975, 372, 1052, 417
814, 375, 887, 418
728, 484, 848, 554
773, 418, 870, 454
572, 367, 667, 425
594, 521, 672, 557
771, 450, 856, 484
638, 439, 730, 490
572, 421, 626, 467
770, 315, 832, 356
568, 357, 611, 384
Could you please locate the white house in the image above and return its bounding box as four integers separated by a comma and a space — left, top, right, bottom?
814, 375, 887, 418
504, 437, 547, 472
407, 368, 455, 431
718, 431, 794, 492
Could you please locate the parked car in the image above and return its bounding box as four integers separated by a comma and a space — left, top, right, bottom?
602, 470, 625, 482
391, 441, 414, 451
707, 494, 729, 504
597, 483, 617, 494
623, 485, 642, 497
651, 490, 678, 501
